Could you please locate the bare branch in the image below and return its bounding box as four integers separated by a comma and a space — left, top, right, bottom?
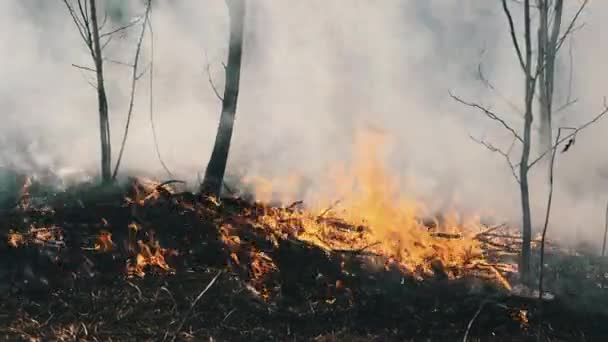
105, 59, 134, 67
145, 7, 174, 178
100, 17, 142, 38
204, 50, 224, 102
450, 91, 524, 143
553, 98, 578, 114
470, 135, 521, 184
101, 34, 114, 50
501, 0, 526, 72
61, 0, 90, 47
71, 63, 96, 73
477, 63, 523, 115
538, 126, 564, 302
554, 0, 589, 54
529, 98, 608, 168
113, 0, 152, 180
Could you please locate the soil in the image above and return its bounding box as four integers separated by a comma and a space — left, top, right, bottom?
1, 178, 607, 341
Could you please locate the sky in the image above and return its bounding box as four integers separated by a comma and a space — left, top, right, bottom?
0, 0, 607, 247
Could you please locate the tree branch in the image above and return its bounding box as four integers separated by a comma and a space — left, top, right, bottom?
528, 98, 608, 169
204, 49, 224, 102
470, 135, 521, 184
112, 0, 152, 180
71, 63, 96, 72
450, 91, 524, 143
100, 17, 142, 38
501, 0, 526, 72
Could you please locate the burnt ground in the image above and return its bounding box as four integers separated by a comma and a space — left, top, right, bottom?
0, 178, 608, 341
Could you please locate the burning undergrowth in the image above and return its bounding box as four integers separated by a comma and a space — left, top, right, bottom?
1, 131, 608, 339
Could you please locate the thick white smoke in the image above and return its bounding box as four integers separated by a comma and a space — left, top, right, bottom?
1, 1, 607, 248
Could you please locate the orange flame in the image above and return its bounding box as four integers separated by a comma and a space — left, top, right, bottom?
243, 127, 485, 279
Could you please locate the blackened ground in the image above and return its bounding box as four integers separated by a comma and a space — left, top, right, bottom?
0, 180, 608, 341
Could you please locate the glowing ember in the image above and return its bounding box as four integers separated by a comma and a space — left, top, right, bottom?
7, 230, 24, 247
94, 230, 114, 252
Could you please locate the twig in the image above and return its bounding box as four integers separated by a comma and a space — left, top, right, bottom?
332, 241, 382, 254
99, 17, 142, 38
474, 223, 507, 239
538, 128, 564, 302
171, 270, 222, 342
463, 300, 488, 342
126, 280, 144, 301
146, 11, 174, 178
112, 0, 152, 180
469, 135, 520, 184
450, 91, 523, 143
477, 63, 522, 115
317, 199, 342, 219
71, 63, 96, 72
286, 200, 304, 210
500, 0, 525, 72
204, 49, 224, 102
529, 99, 608, 169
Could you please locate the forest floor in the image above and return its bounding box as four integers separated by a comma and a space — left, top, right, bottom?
1, 177, 608, 341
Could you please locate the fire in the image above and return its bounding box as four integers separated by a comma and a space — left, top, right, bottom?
94, 230, 114, 252
127, 239, 176, 278
243, 127, 485, 279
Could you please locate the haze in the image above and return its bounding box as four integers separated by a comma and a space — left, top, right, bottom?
1, 0, 607, 248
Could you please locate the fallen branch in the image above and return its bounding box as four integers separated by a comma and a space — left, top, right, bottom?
332, 241, 382, 254
474, 223, 508, 239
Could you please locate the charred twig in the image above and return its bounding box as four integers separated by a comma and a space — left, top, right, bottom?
474, 223, 507, 239
431, 232, 463, 239
332, 241, 382, 254
286, 200, 304, 210
463, 299, 489, 342
171, 270, 222, 342
317, 199, 342, 219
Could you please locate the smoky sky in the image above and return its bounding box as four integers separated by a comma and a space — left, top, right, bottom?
1, 1, 607, 248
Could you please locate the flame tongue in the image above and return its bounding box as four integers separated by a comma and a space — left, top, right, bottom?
242, 127, 486, 280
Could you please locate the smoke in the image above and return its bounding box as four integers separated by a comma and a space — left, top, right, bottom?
1, 1, 607, 248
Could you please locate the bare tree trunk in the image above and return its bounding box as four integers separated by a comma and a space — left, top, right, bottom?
201, 0, 246, 197
89, 0, 112, 184
519, 0, 535, 285
537, 0, 550, 152
538, 0, 564, 157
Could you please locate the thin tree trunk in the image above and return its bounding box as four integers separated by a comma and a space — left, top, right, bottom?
519, 0, 535, 285
538, 0, 550, 152
538, 0, 563, 158
89, 0, 112, 184
201, 0, 246, 197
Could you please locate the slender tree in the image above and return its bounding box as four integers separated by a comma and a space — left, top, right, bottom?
201, 0, 246, 197
451, 0, 595, 285
537, 0, 564, 154
62, 0, 143, 184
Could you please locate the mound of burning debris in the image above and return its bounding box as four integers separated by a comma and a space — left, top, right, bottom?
1, 177, 608, 340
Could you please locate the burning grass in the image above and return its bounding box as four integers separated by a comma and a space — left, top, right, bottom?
2, 130, 608, 340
